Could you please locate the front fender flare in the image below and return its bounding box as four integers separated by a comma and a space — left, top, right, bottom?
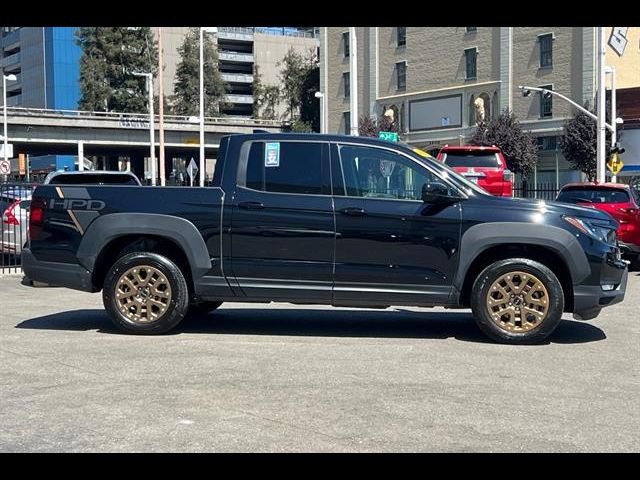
454, 222, 590, 290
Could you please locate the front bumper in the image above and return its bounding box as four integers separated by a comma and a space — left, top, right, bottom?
618, 241, 640, 257
21, 248, 95, 292
573, 267, 628, 320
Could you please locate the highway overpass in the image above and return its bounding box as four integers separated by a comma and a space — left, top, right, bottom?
2, 107, 287, 180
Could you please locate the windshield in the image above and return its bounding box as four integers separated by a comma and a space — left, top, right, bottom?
397, 143, 491, 196
441, 152, 500, 168
48, 174, 140, 185
557, 187, 630, 204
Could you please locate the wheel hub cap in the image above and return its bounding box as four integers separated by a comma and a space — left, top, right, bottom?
115, 266, 172, 324
486, 271, 549, 333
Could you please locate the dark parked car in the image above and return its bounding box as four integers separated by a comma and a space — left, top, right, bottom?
22, 133, 628, 344
44, 170, 141, 186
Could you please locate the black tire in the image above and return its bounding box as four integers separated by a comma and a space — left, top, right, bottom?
188, 301, 223, 316
470, 258, 564, 345
103, 252, 189, 335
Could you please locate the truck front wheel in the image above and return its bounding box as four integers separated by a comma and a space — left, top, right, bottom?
470, 258, 564, 344
103, 252, 189, 335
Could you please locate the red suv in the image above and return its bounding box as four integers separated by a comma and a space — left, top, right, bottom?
556, 183, 640, 264
436, 145, 513, 196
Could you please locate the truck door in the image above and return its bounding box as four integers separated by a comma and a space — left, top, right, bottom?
331, 142, 462, 306
230, 140, 334, 301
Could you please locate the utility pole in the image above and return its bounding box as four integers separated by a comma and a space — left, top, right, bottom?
132, 72, 156, 186
608, 66, 618, 182
349, 27, 359, 136
597, 26, 607, 184
158, 27, 166, 186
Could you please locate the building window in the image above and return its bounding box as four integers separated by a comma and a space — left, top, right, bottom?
537, 136, 558, 151
539, 85, 553, 118
397, 27, 406, 47
539, 33, 553, 68
466, 27, 477, 33
342, 72, 350, 98
342, 32, 349, 58
396, 61, 407, 91
343, 111, 351, 135
465, 48, 477, 80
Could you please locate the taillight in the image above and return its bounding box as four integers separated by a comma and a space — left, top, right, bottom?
2, 201, 20, 225
29, 198, 45, 241
503, 169, 514, 182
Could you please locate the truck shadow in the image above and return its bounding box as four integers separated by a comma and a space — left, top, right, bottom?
15, 307, 606, 345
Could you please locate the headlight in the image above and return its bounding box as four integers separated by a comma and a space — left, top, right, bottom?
563, 216, 615, 244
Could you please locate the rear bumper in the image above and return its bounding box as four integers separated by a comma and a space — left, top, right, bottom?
573, 267, 628, 320
21, 248, 95, 292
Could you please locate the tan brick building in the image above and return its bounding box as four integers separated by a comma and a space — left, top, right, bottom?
319, 27, 637, 187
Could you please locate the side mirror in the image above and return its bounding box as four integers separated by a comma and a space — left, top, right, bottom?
422, 182, 459, 203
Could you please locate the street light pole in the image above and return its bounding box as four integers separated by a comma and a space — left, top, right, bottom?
606, 66, 618, 182
199, 27, 217, 187
3, 74, 17, 180
199, 27, 205, 187
133, 72, 156, 186
314, 91, 325, 133
518, 85, 616, 132
349, 27, 359, 136
158, 27, 166, 186
597, 27, 607, 184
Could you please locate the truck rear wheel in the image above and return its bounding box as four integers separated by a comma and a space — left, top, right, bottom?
470, 258, 564, 344
103, 252, 189, 335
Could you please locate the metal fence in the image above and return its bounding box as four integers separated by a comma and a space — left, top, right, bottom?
513, 182, 559, 201
1, 181, 36, 272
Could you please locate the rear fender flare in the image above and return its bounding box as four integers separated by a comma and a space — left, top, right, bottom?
76, 213, 212, 280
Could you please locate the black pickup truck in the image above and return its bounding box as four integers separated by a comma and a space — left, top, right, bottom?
23, 133, 628, 344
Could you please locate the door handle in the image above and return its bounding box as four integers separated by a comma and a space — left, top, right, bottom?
339, 207, 367, 216
238, 201, 265, 210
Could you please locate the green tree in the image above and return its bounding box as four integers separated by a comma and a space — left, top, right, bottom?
252, 64, 280, 119
277, 47, 308, 122
559, 103, 613, 181
298, 60, 320, 131
76, 27, 158, 113
357, 113, 402, 138
171, 27, 228, 116
470, 109, 538, 177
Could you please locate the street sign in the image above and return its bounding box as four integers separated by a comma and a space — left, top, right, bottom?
607, 159, 624, 175
19, 153, 26, 175
0, 143, 14, 158
378, 131, 399, 142
607, 152, 624, 175
187, 158, 199, 186
0, 160, 10, 175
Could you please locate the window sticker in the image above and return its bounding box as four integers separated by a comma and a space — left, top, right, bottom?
265, 142, 280, 167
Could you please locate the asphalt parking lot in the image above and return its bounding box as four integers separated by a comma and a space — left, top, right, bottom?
1, 271, 639, 452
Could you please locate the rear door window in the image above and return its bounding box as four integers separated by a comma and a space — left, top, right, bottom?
441, 152, 500, 168
557, 188, 630, 204
243, 141, 329, 195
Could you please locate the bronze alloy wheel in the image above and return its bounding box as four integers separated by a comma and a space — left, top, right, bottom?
115, 265, 172, 324
485, 270, 550, 333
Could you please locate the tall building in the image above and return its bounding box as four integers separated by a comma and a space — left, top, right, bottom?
319, 27, 639, 187
154, 27, 318, 118
1, 27, 81, 171
1, 27, 81, 110
2, 26, 318, 119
